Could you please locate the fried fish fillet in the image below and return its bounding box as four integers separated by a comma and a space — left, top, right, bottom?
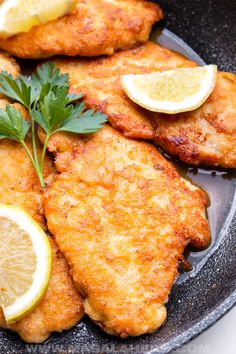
42, 125, 210, 338
0, 128, 84, 342
0, 0, 163, 59
0, 55, 54, 228
0, 51, 19, 99
53, 42, 236, 168
0, 51, 19, 77
0, 101, 55, 228
0, 131, 84, 342
0, 102, 84, 340
0, 238, 84, 343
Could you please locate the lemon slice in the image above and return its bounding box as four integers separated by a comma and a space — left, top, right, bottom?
121, 65, 217, 114
0, 0, 77, 38
0, 204, 52, 324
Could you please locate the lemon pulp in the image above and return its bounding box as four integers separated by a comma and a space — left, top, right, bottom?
0, 204, 52, 323
121, 65, 217, 114
0, 0, 77, 38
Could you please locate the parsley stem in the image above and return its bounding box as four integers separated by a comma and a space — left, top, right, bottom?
20, 140, 45, 188
30, 107, 40, 172
39, 134, 50, 176
31, 121, 38, 164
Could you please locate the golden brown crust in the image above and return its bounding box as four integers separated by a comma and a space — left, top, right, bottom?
0, 99, 55, 228
0, 51, 19, 101
53, 42, 196, 140
0, 98, 84, 342
0, 238, 84, 343
0, 56, 53, 227
0, 51, 19, 76
43, 125, 210, 338
0, 137, 55, 227
0, 0, 163, 59
53, 42, 236, 168
149, 71, 236, 167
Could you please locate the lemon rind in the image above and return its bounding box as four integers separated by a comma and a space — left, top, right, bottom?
0, 204, 52, 324
121, 65, 217, 114
0, 0, 76, 38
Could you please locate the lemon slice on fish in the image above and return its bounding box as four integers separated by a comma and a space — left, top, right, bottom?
0, 204, 52, 324
121, 65, 217, 114
0, 0, 77, 38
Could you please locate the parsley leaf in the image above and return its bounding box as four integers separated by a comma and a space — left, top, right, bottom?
0, 73, 32, 108
0, 105, 30, 141
0, 62, 69, 109
67, 93, 84, 104
0, 62, 107, 187
57, 109, 107, 134
30, 63, 69, 104
37, 86, 74, 134
37, 62, 69, 87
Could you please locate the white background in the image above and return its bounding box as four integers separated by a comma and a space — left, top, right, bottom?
173, 305, 236, 354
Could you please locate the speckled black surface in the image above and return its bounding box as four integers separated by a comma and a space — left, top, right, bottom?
0, 1, 236, 353
157, 0, 236, 73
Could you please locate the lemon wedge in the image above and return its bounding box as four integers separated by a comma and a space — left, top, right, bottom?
0, 0, 77, 38
121, 65, 217, 114
0, 204, 52, 324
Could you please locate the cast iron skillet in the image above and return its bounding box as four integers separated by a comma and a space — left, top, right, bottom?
0, 1, 236, 353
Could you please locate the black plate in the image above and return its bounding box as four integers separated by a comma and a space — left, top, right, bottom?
0, 1, 236, 353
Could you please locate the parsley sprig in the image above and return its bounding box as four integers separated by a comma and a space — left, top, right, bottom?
0, 63, 107, 187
